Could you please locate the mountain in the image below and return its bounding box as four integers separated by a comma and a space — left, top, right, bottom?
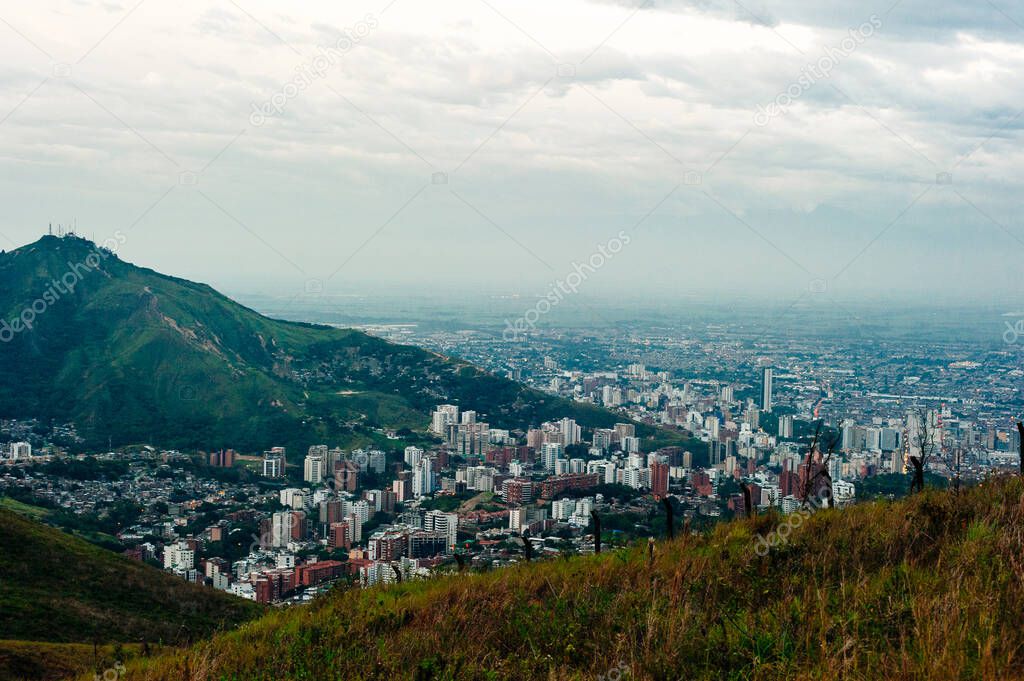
101, 478, 1024, 681
0, 505, 261, 680
0, 235, 686, 455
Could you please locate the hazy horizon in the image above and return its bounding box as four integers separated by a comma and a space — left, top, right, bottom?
2, 0, 1022, 306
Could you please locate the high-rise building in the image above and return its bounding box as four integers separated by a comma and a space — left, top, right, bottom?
778, 414, 794, 439
650, 461, 669, 498
303, 454, 326, 484
335, 461, 360, 492
622, 436, 641, 453
761, 367, 773, 412
404, 446, 424, 467
704, 416, 720, 439
622, 466, 650, 490
424, 510, 458, 550
559, 418, 581, 446
541, 442, 563, 472
593, 428, 614, 451
501, 478, 534, 504
267, 510, 305, 548
412, 457, 434, 497
880, 427, 900, 451
431, 405, 459, 435
262, 449, 285, 478
367, 450, 387, 474
208, 449, 236, 467
392, 471, 411, 502
163, 540, 195, 573
509, 507, 527, 532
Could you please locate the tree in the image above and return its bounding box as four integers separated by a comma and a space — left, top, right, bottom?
908, 408, 938, 495
800, 420, 838, 509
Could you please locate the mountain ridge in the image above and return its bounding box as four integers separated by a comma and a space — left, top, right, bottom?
0, 235, 689, 456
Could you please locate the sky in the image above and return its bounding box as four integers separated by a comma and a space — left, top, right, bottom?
1, 0, 1023, 310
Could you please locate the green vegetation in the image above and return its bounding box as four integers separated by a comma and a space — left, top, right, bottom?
417, 495, 465, 512
28, 456, 130, 480
857, 472, 949, 499
0, 507, 261, 647
2, 489, 142, 551
0, 640, 150, 681
109, 476, 1024, 680
0, 496, 50, 520
0, 236, 687, 456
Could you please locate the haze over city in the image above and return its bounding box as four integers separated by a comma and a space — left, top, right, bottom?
0, 0, 1022, 303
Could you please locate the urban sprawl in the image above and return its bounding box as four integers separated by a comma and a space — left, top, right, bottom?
2, 357, 1020, 605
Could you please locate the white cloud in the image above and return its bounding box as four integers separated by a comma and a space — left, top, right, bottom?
0, 0, 1020, 303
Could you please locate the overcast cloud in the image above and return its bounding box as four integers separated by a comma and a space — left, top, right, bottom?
0, 0, 1022, 308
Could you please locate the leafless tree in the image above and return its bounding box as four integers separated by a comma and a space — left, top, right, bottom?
908, 408, 938, 494
801, 420, 838, 509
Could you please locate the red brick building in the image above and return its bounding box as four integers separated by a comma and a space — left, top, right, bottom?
539, 473, 600, 500
650, 461, 669, 498
296, 560, 345, 587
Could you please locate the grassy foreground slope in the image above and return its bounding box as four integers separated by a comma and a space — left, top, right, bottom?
0, 507, 261, 645
0, 641, 147, 681
113, 477, 1024, 681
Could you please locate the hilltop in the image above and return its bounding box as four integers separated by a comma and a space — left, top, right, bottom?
0, 235, 686, 454
105, 477, 1024, 680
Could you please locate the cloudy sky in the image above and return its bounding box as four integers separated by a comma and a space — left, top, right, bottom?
1, 0, 1022, 307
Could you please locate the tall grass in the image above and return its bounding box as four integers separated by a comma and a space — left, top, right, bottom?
113, 476, 1024, 680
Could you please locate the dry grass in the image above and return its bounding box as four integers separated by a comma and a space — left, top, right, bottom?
0, 640, 150, 681
111, 476, 1024, 680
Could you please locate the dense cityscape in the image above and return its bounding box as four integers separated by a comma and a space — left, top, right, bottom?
4, 320, 1021, 605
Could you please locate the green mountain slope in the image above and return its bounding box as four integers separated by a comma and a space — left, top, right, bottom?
0, 235, 681, 454
0, 506, 261, 645
110, 477, 1024, 680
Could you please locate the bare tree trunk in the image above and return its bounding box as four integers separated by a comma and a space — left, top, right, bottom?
590, 510, 601, 554
740, 482, 754, 518
521, 532, 533, 562
662, 498, 675, 540
909, 456, 924, 494
1017, 422, 1024, 476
